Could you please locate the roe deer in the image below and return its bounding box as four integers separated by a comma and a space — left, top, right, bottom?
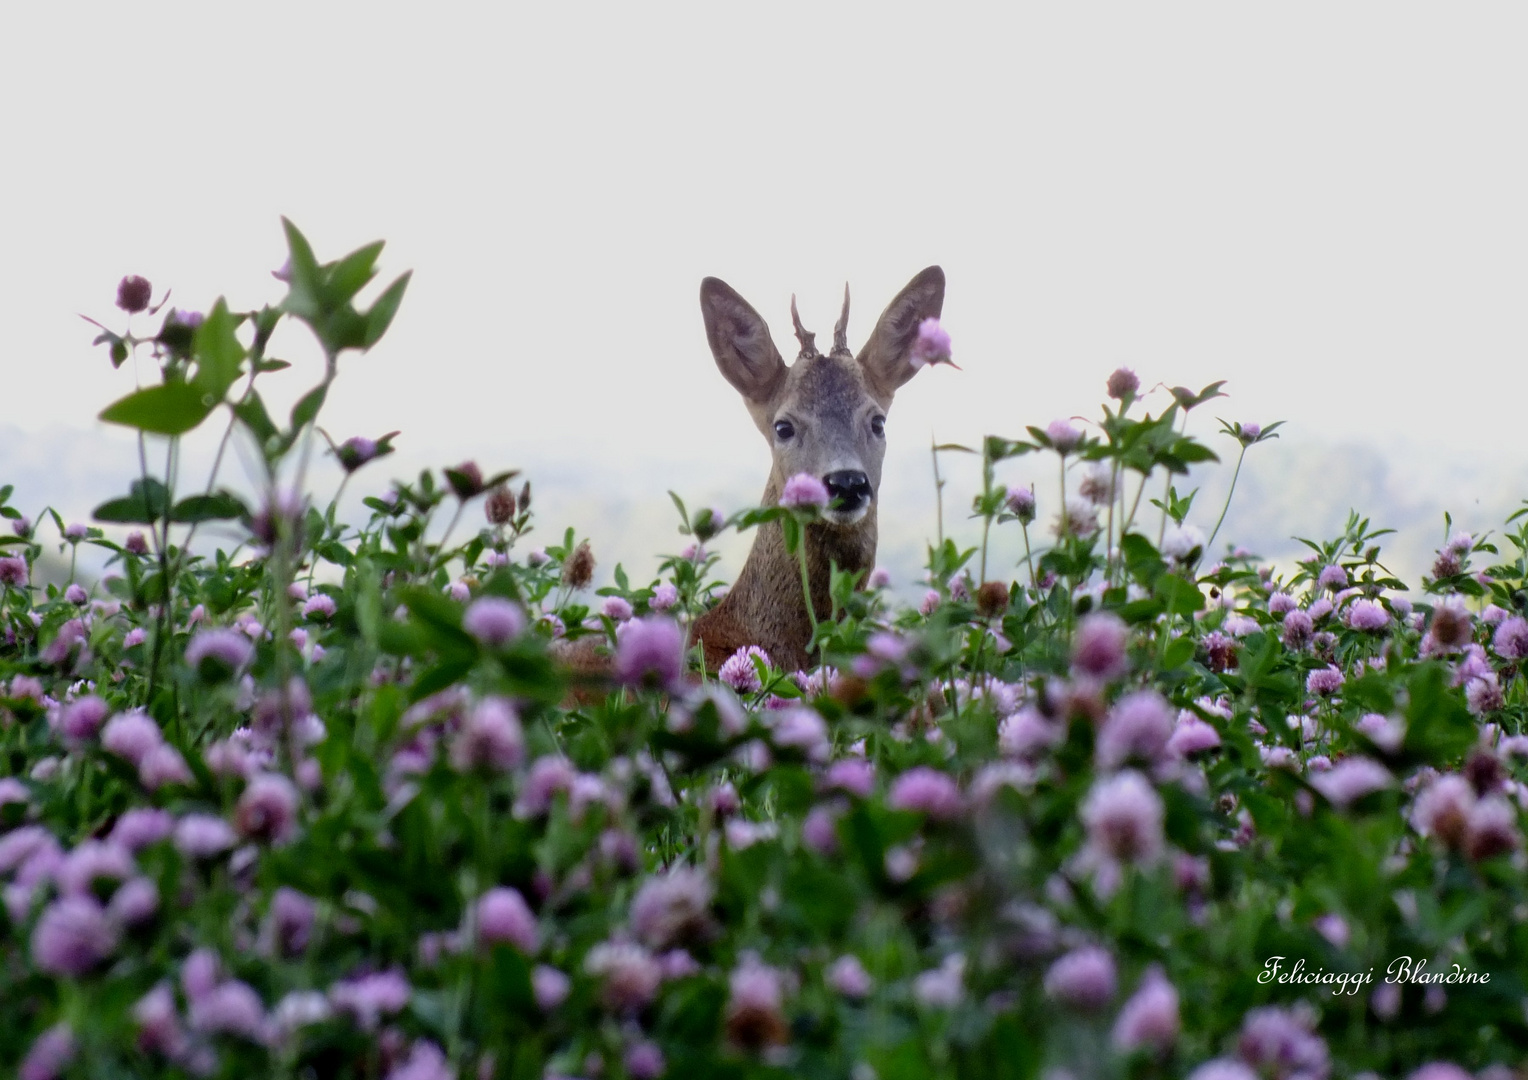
692, 266, 945, 673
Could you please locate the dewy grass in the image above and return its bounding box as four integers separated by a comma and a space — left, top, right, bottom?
0, 227, 1524, 1078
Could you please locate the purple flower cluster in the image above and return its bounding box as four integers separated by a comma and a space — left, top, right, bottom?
779, 472, 830, 509
909, 317, 952, 368
614, 617, 685, 691
463, 597, 525, 646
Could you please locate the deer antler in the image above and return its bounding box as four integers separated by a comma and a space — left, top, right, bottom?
831, 283, 851, 357
790, 295, 818, 358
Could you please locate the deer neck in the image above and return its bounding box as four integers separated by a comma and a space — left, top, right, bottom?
701, 473, 877, 672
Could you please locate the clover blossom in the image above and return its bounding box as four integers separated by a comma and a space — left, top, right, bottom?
475, 887, 538, 953
613, 617, 685, 691
1044, 945, 1117, 1010
909, 317, 952, 368
779, 472, 830, 509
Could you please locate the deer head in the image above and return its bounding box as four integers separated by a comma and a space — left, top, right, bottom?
698, 266, 946, 525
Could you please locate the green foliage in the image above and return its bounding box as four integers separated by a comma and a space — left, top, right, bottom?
1, 230, 1525, 1079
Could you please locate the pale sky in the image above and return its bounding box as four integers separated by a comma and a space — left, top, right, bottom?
3, 5, 1525, 589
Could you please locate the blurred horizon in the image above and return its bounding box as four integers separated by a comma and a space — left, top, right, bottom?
5, 409, 1517, 602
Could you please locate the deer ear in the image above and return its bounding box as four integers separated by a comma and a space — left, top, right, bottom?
857, 266, 945, 398
700, 277, 787, 405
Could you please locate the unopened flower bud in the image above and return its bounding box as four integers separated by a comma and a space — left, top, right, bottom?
562, 540, 595, 590
116, 275, 153, 314
447, 462, 485, 500
692, 507, 723, 542
251, 490, 305, 548
336, 437, 379, 473
1006, 487, 1036, 524
976, 581, 1010, 618
519, 481, 532, 511
1046, 419, 1082, 454
1432, 550, 1462, 579
485, 486, 516, 526
124, 530, 148, 555
1106, 367, 1139, 400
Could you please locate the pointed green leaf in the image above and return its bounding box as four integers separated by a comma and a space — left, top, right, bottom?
94, 479, 170, 524
279, 218, 324, 321
362, 271, 411, 350
667, 491, 690, 531
326, 240, 385, 307
233, 391, 280, 444
171, 492, 249, 523
290, 384, 328, 431
191, 298, 246, 401
1154, 572, 1205, 615
99, 382, 214, 436
1163, 635, 1196, 669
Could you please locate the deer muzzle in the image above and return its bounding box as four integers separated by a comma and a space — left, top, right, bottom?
822, 469, 873, 522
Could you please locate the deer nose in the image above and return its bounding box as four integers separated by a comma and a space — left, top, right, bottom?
823, 470, 872, 511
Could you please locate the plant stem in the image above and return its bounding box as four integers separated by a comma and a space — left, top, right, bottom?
1121, 470, 1149, 540
796, 525, 818, 660
979, 443, 994, 583
1105, 459, 1119, 582
1020, 522, 1037, 592
1205, 444, 1248, 557
930, 437, 946, 549
146, 435, 179, 716
1057, 454, 1069, 539
1157, 412, 1187, 545
433, 501, 467, 575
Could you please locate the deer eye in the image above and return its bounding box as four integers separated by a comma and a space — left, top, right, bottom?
773, 420, 795, 441
870, 415, 886, 438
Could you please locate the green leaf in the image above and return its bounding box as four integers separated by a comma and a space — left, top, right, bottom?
1403, 663, 1476, 763
667, 491, 690, 532
233, 391, 280, 445
191, 298, 246, 401
1117, 597, 1165, 624
279, 218, 324, 321
1121, 533, 1165, 586
171, 492, 248, 523
290, 384, 328, 431
94, 479, 171, 524
1154, 572, 1205, 615
99, 382, 214, 436
317, 540, 353, 567
326, 240, 385, 307
981, 435, 1033, 461
411, 652, 477, 699
362, 271, 411, 349
91, 328, 130, 368
1163, 635, 1196, 669
1171, 439, 1220, 465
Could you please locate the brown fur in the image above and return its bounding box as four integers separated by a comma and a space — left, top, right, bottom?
692, 268, 945, 673
694, 476, 878, 673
